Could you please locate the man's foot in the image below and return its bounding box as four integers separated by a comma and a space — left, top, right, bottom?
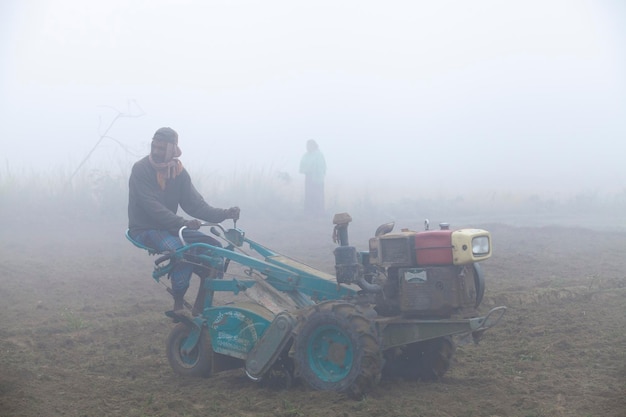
170, 308, 192, 323
173, 308, 192, 317
171, 291, 188, 322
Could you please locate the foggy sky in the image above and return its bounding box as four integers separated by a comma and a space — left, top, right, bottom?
1, 0, 625, 199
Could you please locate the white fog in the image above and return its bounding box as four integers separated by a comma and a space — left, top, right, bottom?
1, 0, 625, 208
2, 5, 626, 415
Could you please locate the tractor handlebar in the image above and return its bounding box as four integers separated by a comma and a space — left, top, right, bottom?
155, 222, 229, 267
178, 222, 226, 246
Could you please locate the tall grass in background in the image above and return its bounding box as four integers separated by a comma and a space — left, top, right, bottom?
191, 164, 299, 219
1, 162, 625, 230
0, 164, 128, 222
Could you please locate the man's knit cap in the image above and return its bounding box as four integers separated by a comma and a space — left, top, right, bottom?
153, 127, 178, 144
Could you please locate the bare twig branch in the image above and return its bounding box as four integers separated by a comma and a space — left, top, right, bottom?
67, 100, 145, 186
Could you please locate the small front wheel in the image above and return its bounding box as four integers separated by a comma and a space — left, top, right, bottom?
166, 323, 213, 378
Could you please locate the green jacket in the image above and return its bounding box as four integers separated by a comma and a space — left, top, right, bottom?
299, 150, 326, 184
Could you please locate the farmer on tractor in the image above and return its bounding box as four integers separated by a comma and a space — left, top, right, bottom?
127, 126, 240, 312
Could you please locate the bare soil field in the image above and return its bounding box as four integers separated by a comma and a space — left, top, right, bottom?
1, 214, 625, 417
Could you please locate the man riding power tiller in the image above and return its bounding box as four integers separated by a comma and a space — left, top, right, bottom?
127, 127, 240, 311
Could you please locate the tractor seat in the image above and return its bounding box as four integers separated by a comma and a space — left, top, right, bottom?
125, 229, 162, 255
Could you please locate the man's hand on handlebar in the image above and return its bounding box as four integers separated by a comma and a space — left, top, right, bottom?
182, 207, 239, 232
183, 219, 202, 230
224, 206, 240, 220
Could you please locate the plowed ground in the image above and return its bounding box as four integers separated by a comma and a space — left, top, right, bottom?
1, 216, 624, 417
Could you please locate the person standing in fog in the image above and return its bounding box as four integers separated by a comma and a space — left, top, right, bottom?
299, 139, 326, 215
127, 127, 240, 312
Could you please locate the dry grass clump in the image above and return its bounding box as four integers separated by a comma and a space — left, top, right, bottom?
2, 163, 625, 230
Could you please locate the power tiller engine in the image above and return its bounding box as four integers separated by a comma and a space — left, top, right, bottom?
332, 213, 490, 319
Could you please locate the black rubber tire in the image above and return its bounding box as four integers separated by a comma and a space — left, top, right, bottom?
415, 336, 456, 380
294, 301, 382, 398
473, 263, 486, 308
384, 336, 456, 381
166, 323, 213, 378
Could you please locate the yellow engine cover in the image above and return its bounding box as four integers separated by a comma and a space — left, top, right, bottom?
451, 229, 492, 265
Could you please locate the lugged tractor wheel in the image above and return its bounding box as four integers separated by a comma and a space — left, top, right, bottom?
417, 336, 456, 380
384, 336, 456, 381
294, 301, 382, 398
166, 323, 213, 378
